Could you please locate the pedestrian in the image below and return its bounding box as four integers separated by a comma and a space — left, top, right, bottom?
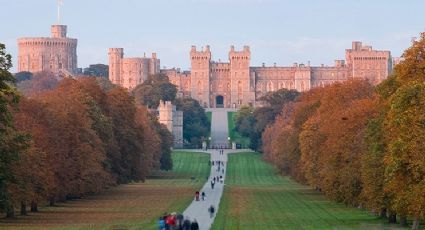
220, 175, 223, 183
213, 177, 216, 183
212, 161, 214, 166
182, 217, 191, 230
208, 205, 215, 218
176, 213, 184, 229
190, 219, 199, 230
195, 191, 200, 201
158, 217, 165, 230
201, 191, 206, 201
222, 168, 224, 174
216, 176, 219, 181
211, 180, 215, 189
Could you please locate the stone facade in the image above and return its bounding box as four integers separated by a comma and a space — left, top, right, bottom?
17, 25, 78, 74
108, 48, 160, 90
158, 101, 183, 148
164, 41, 392, 108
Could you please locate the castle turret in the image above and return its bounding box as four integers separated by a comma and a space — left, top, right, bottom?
51, 25, 67, 38
229, 45, 253, 108
108, 48, 124, 85
190, 45, 211, 107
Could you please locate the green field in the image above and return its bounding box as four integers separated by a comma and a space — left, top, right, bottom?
227, 112, 250, 148
1, 151, 210, 230
212, 152, 405, 230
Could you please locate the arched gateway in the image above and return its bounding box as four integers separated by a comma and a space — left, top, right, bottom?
216, 95, 224, 108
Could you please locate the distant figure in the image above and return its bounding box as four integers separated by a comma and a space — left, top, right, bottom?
190, 219, 199, 230
195, 191, 200, 201
220, 175, 223, 183
208, 205, 215, 218
158, 217, 165, 230
183, 217, 191, 230
222, 169, 224, 174
201, 191, 206, 201
176, 213, 184, 229
211, 180, 215, 189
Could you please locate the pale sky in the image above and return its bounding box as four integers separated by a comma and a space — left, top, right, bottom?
2, 0, 424, 72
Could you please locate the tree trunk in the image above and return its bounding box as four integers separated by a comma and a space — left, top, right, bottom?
379, 208, 387, 219
412, 217, 420, 230
30, 200, 38, 212
399, 215, 407, 227
20, 201, 27, 215
6, 205, 15, 218
49, 197, 55, 206
388, 212, 397, 223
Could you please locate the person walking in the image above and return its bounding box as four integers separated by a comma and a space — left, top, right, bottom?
201, 191, 206, 201
190, 219, 199, 230
211, 180, 215, 189
158, 217, 165, 230
208, 205, 215, 218
182, 217, 191, 230
195, 191, 200, 201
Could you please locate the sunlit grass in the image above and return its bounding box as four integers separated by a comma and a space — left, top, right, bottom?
212, 152, 406, 230
0, 151, 210, 230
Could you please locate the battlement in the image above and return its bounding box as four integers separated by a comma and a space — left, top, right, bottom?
17, 24, 78, 74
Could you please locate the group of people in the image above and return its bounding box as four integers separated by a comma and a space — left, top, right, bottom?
218, 149, 224, 155
194, 191, 206, 201
158, 212, 199, 230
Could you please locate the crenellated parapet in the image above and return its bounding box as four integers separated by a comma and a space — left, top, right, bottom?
17, 25, 78, 74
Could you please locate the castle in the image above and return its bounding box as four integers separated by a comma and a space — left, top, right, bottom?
16, 24, 393, 109
17, 25, 78, 75
111, 42, 392, 108
157, 101, 184, 148
108, 48, 160, 90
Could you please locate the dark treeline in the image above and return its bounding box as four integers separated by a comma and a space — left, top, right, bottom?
0, 43, 173, 218
261, 33, 425, 229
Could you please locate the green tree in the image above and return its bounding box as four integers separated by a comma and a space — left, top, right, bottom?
132, 74, 177, 108
0, 43, 29, 217
175, 98, 210, 148
83, 64, 109, 78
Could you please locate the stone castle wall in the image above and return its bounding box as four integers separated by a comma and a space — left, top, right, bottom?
108, 48, 160, 90
163, 41, 391, 108
111, 41, 392, 109
17, 25, 78, 74
158, 100, 183, 148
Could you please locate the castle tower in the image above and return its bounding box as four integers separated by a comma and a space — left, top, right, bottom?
190, 45, 211, 107
229, 45, 252, 108
17, 24, 78, 74
108, 48, 124, 85
158, 100, 174, 132
51, 25, 67, 38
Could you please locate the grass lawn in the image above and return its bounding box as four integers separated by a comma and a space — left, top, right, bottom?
212, 152, 407, 230
206, 111, 212, 137
1, 151, 210, 230
227, 112, 250, 148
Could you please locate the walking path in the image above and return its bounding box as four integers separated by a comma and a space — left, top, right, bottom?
182, 149, 227, 230
182, 109, 243, 230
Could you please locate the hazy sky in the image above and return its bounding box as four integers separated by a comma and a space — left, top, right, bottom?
2, 0, 424, 72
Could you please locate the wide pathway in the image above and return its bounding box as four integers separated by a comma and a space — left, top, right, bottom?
183, 109, 233, 230
208, 108, 235, 148
183, 149, 227, 230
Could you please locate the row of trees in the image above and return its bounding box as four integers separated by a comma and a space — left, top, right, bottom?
262, 33, 425, 229
0, 43, 173, 217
